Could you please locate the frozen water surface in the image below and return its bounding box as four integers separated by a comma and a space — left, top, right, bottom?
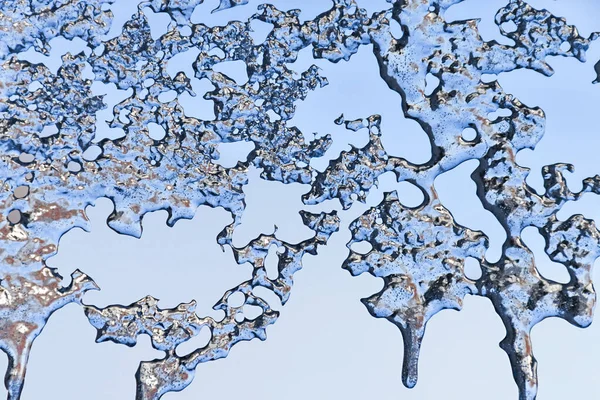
1, 0, 600, 399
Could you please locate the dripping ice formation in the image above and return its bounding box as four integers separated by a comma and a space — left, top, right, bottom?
0, 0, 599, 399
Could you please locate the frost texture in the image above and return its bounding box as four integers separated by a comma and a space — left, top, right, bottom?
0, 0, 599, 399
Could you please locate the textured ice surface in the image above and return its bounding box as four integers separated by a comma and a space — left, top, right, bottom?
0, 0, 599, 399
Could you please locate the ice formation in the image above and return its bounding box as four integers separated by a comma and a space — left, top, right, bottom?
0, 1, 599, 399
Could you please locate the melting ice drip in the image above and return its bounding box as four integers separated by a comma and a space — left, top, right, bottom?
0, 1, 599, 399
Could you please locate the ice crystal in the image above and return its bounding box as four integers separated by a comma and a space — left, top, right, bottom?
0, 1, 599, 399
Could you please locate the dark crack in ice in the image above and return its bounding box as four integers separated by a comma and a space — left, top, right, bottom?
1, 0, 600, 399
